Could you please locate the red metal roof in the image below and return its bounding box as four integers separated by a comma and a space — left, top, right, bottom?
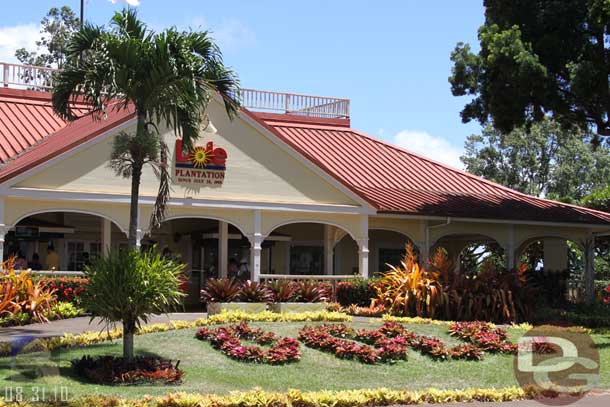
0, 87, 608, 226
263, 118, 610, 225
0, 102, 135, 184
0, 88, 89, 163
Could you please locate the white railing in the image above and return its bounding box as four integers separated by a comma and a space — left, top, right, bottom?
13, 269, 85, 277
1, 62, 57, 91
239, 88, 350, 119
0, 62, 350, 119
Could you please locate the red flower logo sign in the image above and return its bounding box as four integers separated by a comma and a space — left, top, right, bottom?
175, 139, 227, 170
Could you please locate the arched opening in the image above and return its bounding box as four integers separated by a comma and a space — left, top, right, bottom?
368, 229, 419, 276
261, 222, 358, 276
432, 233, 505, 274
146, 217, 251, 306
517, 237, 583, 304
4, 211, 125, 271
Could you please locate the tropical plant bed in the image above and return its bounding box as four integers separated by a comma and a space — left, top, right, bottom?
72, 355, 184, 385
2, 320, 609, 399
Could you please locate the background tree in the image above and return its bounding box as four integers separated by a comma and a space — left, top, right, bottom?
15, 6, 79, 68
82, 249, 185, 362
463, 118, 610, 291
52, 9, 239, 248
449, 0, 610, 142
462, 118, 610, 202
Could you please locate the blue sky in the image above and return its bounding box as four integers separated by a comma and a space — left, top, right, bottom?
0, 0, 485, 168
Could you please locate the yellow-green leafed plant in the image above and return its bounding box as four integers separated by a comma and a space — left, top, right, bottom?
375, 245, 444, 318
4, 386, 548, 407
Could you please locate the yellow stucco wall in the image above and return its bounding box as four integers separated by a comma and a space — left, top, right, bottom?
4, 197, 131, 233
15, 100, 359, 208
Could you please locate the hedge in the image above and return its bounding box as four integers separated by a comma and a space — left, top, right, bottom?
0, 386, 562, 406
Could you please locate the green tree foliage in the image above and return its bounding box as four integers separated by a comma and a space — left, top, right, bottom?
82, 249, 185, 362
52, 9, 239, 248
15, 6, 79, 68
462, 119, 610, 203
450, 0, 610, 140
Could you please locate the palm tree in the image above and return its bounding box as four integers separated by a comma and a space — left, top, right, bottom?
52, 9, 239, 248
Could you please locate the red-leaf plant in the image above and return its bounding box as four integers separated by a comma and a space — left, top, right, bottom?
195, 322, 300, 364
447, 321, 552, 355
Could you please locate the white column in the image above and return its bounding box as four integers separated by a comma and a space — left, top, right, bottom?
250, 210, 262, 282
218, 221, 228, 278
357, 215, 369, 278
323, 224, 335, 275
101, 218, 112, 254
584, 237, 596, 304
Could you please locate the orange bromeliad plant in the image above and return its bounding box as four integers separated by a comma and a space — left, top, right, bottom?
374, 245, 444, 318
0, 259, 57, 323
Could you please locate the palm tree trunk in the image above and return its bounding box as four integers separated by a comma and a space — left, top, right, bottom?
127, 164, 142, 249
127, 113, 147, 249
123, 318, 136, 362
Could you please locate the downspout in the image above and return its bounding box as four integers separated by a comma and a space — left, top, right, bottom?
425, 217, 451, 260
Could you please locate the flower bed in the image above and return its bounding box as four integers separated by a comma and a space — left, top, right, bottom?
37, 276, 88, 304
71, 355, 183, 385
195, 322, 301, 364
298, 324, 409, 364
300, 321, 530, 363
448, 321, 518, 354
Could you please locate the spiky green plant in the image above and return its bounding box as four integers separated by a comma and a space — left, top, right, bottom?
81, 249, 185, 362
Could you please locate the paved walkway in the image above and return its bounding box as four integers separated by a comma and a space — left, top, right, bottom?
0, 313, 206, 342
436, 393, 610, 406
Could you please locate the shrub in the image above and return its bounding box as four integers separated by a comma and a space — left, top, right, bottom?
267, 280, 298, 302
201, 278, 242, 303
49, 301, 85, 319
373, 246, 538, 323
336, 278, 378, 307
82, 249, 185, 362
0, 261, 57, 324
239, 280, 274, 303
375, 245, 443, 318
72, 355, 183, 384
293, 281, 331, 303
37, 277, 88, 304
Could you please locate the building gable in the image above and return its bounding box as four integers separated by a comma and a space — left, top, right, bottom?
11, 100, 362, 208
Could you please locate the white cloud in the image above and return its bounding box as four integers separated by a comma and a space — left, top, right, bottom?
109, 0, 141, 6
0, 24, 41, 64
391, 130, 464, 169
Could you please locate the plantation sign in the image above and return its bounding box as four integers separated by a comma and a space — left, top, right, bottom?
174, 139, 227, 186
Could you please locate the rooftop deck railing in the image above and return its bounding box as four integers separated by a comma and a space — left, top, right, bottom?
238, 88, 350, 119
1, 62, 350, 119
1, 62, 57, 91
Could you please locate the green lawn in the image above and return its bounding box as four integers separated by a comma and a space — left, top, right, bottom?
1, 321, 609, 399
